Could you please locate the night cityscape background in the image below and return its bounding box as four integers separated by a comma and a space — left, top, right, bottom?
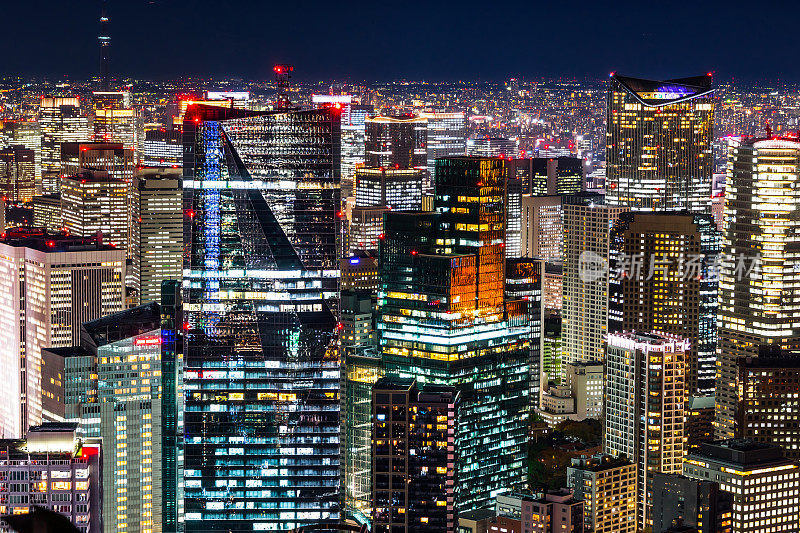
0, 1, 798, 533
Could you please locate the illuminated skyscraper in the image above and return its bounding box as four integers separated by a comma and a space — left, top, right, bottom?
567, 454, 637, 533
39, 97, 89, 195
379, 157, 530, 511
609, 212, 720, 395
604, 332, 687, 529
509, 157, 583, 196
131, 168, 182, 305
354, 167, 425, 211
364, 115, 427, 171
91, 91, 136, 151
562, 196, 627, 373
312, 96, 372, 198
0, 120, 41, 189
732, 350, 800, 459
0, 145, 36, 203
466, 137, 518, 158
182, 104, 341, 531
606, 74, 714, 212
683, 441, 800, 533
61, 170, 128, 251
0, 228, 125, 438
0, 423, 102, 532
716, 137, 800, 440
419, 111, 466, 177
42, 303, 179, 533
142, 128, 183, 167
371, 378, 458, 533
60, 141, 135, 184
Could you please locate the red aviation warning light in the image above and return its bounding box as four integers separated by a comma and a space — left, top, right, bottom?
273, 64, 295, 109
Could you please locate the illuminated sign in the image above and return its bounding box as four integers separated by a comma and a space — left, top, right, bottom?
134, 336, 162, 346
637, 86, 693, 101
206, 91, 249, 101
312, 94, 352, 104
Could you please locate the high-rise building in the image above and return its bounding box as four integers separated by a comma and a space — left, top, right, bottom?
379, 157, 530, 511
506, 175, 522, 258
0, 120, 41, 190
32, 193, 62, 231
716, 137, 800, 440
371, 377, 458, 533
354, 167, 425, 210
733, 351, 800, 459
683, 441, 800, 533
520, 195, 562, 261
42, 303, 180, 533
562, 198, 627, 374
466, 137, 519, 158
364, 115, 427, 170
0, 423, 102, 533
341, 103, 373, 196
509, 157, 583, 196
182, 104, 341, 530
39, 97, 89, 195
59, 141, 135, 184
609, 212, 720, 395
605, 332, 687, 529
347, 206, 388, 255
142, 128, 183, 167
685, 395, 715, 451
419, 112, 466, 178
340, 252, 379, 292
505, 258, 543, 406
606, 74, 714, 212
342, 343, 382, 522
61, 170, 128, 249
131, 168, 182, 304
651, 473, 732, 533
91, 91, 136, 152
0, 145, 36, 203
567, 454, 637, 533
0, 228, 125, 438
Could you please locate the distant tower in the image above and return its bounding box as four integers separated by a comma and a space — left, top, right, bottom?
273, 64, 294, 109
99, 0, 110, 90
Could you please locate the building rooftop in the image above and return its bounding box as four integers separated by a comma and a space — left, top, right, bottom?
62, 169, 125, 184
689, 439, 792, 468
570, 453, 633, 472
82, 302, 161, 348
612, 73, 713, 107
0, 227, 119, 253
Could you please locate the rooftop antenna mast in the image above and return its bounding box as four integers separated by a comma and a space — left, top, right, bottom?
99, 0, 110, 91
273, 64, 294, 109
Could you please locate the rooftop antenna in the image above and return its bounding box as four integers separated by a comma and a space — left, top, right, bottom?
99, 0, 110, 91
273, 64, 294, 109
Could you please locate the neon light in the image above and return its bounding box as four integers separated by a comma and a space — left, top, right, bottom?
134, 336, 162, 346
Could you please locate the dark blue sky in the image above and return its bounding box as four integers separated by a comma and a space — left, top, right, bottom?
5, 0, 799, 82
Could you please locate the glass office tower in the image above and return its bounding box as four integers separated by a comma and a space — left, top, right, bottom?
378, 157, 530, 512
606, 74, 714, 212
182, 105, 341, 531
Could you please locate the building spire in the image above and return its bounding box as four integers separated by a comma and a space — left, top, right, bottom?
99, 0, 110, 91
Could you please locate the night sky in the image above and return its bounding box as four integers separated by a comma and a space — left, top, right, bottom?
5, 0, 799, 82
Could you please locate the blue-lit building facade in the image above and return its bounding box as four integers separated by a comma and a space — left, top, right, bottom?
378, 157, 531, 513
181, 105, 341, 530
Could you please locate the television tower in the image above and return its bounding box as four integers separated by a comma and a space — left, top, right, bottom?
99, 0, 110, 90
